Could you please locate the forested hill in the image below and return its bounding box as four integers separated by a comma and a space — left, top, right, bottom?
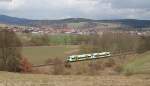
0, 15, 150, 28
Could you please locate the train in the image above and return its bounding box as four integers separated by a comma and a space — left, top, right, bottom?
66, 52, 111, 62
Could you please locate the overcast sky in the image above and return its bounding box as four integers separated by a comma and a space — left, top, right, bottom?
0, 0, 150, 20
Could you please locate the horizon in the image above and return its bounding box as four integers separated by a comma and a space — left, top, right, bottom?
1, 14, 150, 21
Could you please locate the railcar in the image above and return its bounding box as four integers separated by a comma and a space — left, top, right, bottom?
66, 52, 111, 62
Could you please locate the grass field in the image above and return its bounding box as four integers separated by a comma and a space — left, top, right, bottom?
22, 45, 79, 65
122, 51, 150, 74
48, 34, 76, 45
0, 71, 150, 86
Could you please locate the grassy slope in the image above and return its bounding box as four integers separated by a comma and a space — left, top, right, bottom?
122, 51, 150, 74
22, 45, 78, 65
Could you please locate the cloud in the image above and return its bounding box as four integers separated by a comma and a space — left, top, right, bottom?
0, 0, 150, 19
108, 0, 150, 9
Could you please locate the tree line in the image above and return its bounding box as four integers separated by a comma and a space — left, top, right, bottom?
79, 32, 150, 54
21, 34, 92, 46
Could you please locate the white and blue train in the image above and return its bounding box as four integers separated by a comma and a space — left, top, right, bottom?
66, 52, 111, 62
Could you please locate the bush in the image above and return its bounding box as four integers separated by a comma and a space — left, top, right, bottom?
45, 58, 68, 75
20, 57, 32, 73
29, 34, 49, 46
113, 65, 123, 73
64, 62, 71, 68
52, 58, 65, 75
104, 58, 116, 67
88, 61, 104, 75
124, 69, 134, 76
136, 36, 150, 53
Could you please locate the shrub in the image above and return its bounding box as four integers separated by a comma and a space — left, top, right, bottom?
45, 58, 67, 75
104, 58, 116, 67
64, 62, 71, 68
136, 36, 150, 53
29, 34, 49, 46
52, 58, 65, 75
20, 57, 32, 73
124, 69, 134, 76
113, 65, 123, 73
88, 61, 104, 75
88, 62, 102, 70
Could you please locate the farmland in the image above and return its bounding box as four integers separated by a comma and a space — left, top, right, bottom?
22, 45, 79, 65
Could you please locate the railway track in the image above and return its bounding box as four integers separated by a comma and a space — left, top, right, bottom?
111, 51, 136, 57
32, 50, 136, 68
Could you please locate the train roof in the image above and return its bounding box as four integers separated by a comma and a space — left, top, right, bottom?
69, 52, 110, 57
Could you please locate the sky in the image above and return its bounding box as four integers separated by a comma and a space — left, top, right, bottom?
0, 0, 150, 20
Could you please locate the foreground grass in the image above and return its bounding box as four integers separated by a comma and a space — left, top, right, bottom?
122, 51, 150, 74
0, 71, 49, 80
0, 71, 149, 86
22, 45, 78, 65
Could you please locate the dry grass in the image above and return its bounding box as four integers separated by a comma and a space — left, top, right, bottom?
122, 51, 150, 75
0, 71, 150, 86
0, 52, 150, 86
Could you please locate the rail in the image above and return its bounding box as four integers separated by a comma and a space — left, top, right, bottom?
32, 50, 136, 67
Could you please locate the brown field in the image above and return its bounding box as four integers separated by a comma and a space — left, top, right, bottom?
1, 50, 150, 86
0, 71, 150, 86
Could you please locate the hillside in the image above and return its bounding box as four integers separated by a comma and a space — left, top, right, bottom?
1, 15, 150, 29
0, 15, 31, 25
123, 51, 150, 74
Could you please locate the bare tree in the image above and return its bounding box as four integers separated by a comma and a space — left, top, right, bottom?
80, 32, 139, 53
0, 28, 22, 72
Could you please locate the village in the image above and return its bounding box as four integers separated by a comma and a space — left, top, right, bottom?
2, 24, 150, 37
